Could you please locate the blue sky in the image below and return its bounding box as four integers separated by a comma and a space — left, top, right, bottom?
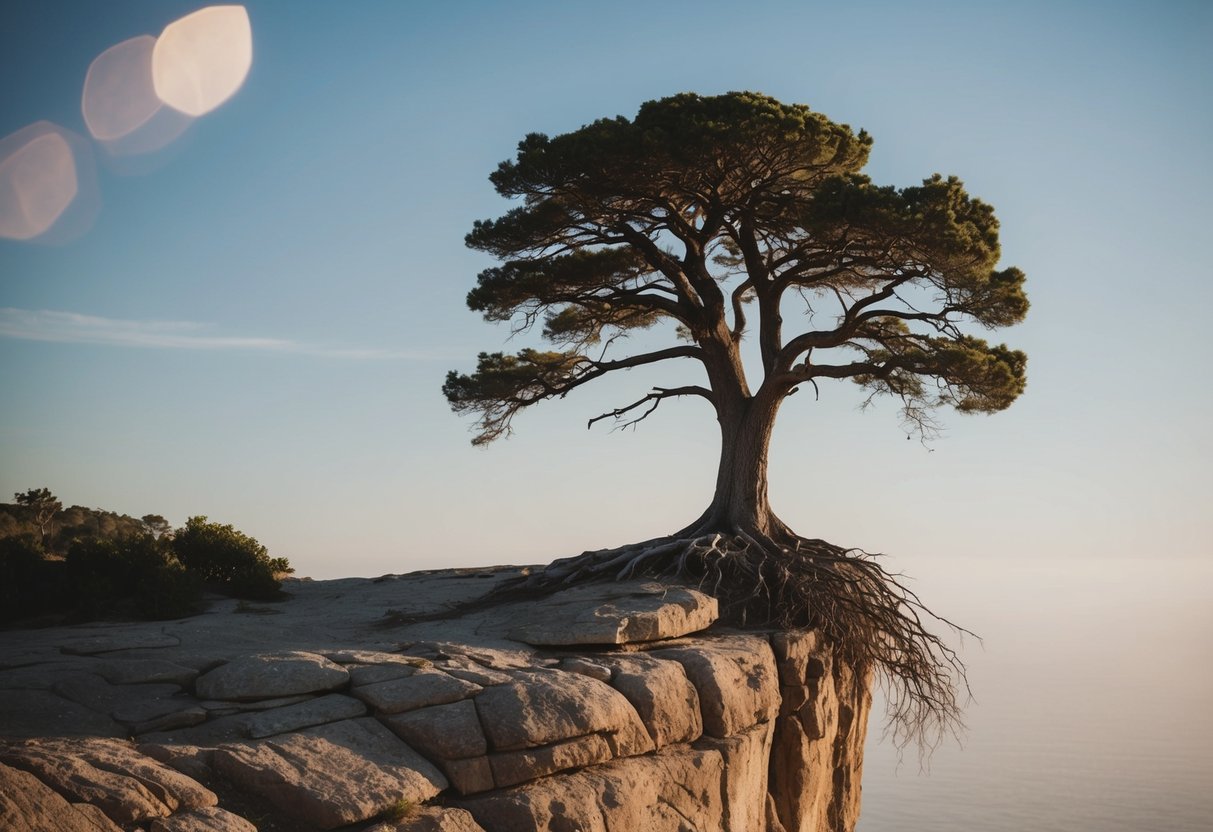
2, 0, 1210, 579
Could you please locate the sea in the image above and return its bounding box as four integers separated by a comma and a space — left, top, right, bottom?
855, 556, 1213, 831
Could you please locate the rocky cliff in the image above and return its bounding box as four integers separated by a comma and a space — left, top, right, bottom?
0, 568, 871, 831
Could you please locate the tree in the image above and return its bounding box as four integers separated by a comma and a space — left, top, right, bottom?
141, 514, 173, 539
13, 487, 62, 545
171, 516, 285, 600
443, 92, 1028, 746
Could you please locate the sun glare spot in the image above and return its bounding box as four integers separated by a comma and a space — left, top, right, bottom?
152, 5, 253, 117
0, 124, 80, 241
83, 35, 195, 159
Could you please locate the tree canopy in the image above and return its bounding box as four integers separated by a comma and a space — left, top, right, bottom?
445, 91, 1026, 453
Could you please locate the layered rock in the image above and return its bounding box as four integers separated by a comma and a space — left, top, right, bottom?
0, 569, 870, 831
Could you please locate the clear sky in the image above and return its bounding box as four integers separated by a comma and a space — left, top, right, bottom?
2, 0, 1210, 579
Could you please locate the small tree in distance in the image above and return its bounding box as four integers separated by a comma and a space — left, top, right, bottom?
13, 487, 62, 545
444, 92, 1028, 747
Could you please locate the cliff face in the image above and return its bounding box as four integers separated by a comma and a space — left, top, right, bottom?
0, 569, 870, 831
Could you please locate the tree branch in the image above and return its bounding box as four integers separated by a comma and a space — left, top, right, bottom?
586, 385, 713, 430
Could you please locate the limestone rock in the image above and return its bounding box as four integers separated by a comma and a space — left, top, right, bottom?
0, 688, 123, 738
697, 721, 775, 832
651, 634, 779, 737
380, 698, 487, 759
213, 721, 446, 830
244, 693, 367, 738
0, 762, 122, 832
507, 581, 718, 645
365, 806, 486, 831
194, 651, 349, 701
352, 668, 482, 714
600, 653, 702, 748
149, 806, 258, 832
488, 733, 612, 789
97, 658, 199, 687
474, 668, 653, 755
0, 737, 216, 825
458, 743, 726, 832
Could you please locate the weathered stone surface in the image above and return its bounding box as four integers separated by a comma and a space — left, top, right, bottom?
474, 668, 651, 754
73, 802, 125, 831
150, 806, 257, 832
507, 581, 718, 645
364, 806, 486, 832
97, 658, 199, 687
770, 631, 830, 685
213, 721, 446, 830
323, 648, 429, 667
697, 721, 775, 832
0, 738, 216, 825
441, 756, 495, 795
560, 657, 612, 681
488, 733, 612, 789
52, 674, 189, 725
350, 663, 417, 685
198, 693, 314, 712
138, 744, 215, 782
458, 743, 726, 832
353, 668, 481, 713
194, 651, 349, 701
443, 665, 513, 686
0, 762, 121, 832
380, 698, 487, 759
131, 707, 208, 736
0, 688, 123, 737
244, 693, 367, 738
59, 629, 180, 655
601, 653, 702, 748
651, 634, 779, 737
768, 655, 871, 832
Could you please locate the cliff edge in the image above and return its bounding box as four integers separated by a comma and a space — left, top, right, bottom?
0, 567, 870, 831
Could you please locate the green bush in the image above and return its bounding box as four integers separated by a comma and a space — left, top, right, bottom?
0, 535, 65, 622
171, 516, 287, 600
65, 533, 202, 620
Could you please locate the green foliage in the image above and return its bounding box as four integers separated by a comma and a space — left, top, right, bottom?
0, 535, 64, 622
447, 91, 1028, 446
171, 516, 286, 600
65, 533, 202, 621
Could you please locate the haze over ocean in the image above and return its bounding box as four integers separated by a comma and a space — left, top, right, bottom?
2, 2, 1210, 827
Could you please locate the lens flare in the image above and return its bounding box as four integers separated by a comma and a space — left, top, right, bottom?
0, 123, 80, 241
83, 35, 194, 158
152, 5, 253, 117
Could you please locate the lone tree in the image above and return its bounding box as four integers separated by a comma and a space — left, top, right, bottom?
444, 92, 1027, 745
13, 487, 62, 545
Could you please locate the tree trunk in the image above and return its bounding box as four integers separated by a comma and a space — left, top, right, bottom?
682, 392, 790, 540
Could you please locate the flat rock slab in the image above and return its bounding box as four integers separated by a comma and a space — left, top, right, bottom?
0, 688, 124, 738
381, 698, 487, 760
213, 718, 446, 830
352, 668, 481, 714
195, 651, 349, 701
244, 693, 367, 738
59, 630, 181, 655
506, 582, 717, 645
600, 653, 703, 748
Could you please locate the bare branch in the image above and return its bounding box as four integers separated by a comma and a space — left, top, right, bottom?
587, 385, 714, 430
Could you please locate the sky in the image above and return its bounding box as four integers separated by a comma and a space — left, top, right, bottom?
2, 0, 1210, 581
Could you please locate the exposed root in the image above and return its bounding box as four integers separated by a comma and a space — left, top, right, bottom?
525, 529, 971, 752
390, 528, 970, 752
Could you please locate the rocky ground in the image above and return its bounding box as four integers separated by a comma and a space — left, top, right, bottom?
0, 567, 870, 831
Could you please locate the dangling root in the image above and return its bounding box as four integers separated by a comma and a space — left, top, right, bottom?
534, 529, 969, 751
398, 528, 970, 752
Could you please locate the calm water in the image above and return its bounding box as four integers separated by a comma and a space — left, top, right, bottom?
856, 556, 1213, 831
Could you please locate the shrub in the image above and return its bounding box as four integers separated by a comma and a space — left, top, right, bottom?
65, 533, 202, 620
0, 535, 65, 622
171, 516, 287, 600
